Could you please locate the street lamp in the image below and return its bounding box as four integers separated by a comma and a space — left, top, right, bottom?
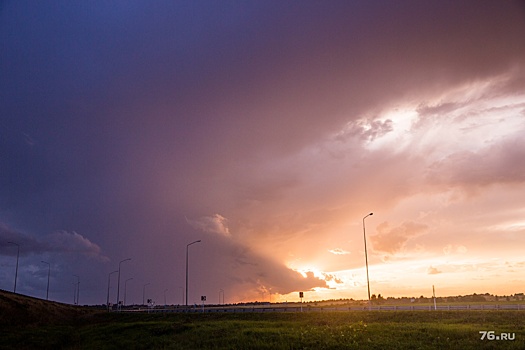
73, 275, 80, 305
107, 270, 118, 310
41, 261, 50, 300
186, 240, 201, 306
219, 289, 224, 305
124, 278, 133, 306
362, 212, 373, 309
116, 258, 131, 307
164, 289, 168, 306
7, 242, 19, 293
143, 283, 150, 305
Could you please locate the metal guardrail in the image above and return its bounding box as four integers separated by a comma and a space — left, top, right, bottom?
125, 304, 525, 313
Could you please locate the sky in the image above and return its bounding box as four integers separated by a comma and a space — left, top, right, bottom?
1, 1, 525, 306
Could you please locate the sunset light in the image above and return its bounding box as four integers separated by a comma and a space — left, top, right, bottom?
1, 1, 525, 307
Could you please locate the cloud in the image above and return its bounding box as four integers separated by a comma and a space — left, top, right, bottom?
322, 273, 344, 284
328, 248, 350, 255
427, 136, 525, 193
186, 214, 231, 237
335, 119, 394, 144
427, 265, 442, 275
211, 240, 329, 298
1, 1, 525, 303
371, 221, 428, 254
0, 223, 108, 262
443, 244, 468, 255
267, 270, 328, 295
46, 231, 108, 262
416, 102, 466, 119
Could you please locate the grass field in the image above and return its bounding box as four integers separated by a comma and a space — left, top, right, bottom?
2, 310, 524, 349
1, 291, 524, 349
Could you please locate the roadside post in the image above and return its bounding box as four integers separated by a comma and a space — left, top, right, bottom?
433, 285, 437, 311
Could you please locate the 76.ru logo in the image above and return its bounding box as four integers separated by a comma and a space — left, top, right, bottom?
479, 331, 515, 341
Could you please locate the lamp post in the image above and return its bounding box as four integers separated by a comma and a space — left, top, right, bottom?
143, 283, 150, 305
73, 275, 80, 305
362, 212, 373, 310
185, 240, 201, 306
41, 261, 50, 300
7, 242, 19, 293
124, 278, 133, 306
116, 258, 131, 307
164, 289, 168, 306
219, 289, 224, 305
107, 270, 118, 311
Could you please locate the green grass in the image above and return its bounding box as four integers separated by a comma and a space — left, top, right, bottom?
1, 311, 524, 349
1, 291, 524, 349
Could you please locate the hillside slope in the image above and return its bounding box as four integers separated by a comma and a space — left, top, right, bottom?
0, 289, 98, 327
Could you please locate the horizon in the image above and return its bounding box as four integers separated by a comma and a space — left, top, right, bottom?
2, 288, 524, 308
1, 1, 525, 306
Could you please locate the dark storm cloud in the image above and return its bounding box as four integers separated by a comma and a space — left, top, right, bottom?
1, 1, 525, 303
0, 222, 107, 261
189, 220, 328, 299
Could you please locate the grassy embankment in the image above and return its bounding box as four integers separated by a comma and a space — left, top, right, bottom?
1, 290, 524, 349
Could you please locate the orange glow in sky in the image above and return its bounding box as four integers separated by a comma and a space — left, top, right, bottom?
2, 1, 525, 305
